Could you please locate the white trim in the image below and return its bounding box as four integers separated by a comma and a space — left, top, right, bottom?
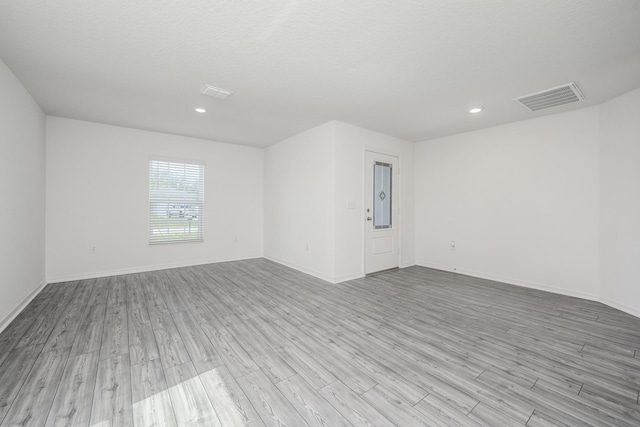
149, 155, 206, 166
399, 261, 417, 269
415, 260, 453, 273
416, 260, 600, 302
46, 255, 262, 283
599, 297, 640, 319
364, 149, 402, 274
0, 279, 47, 335
264, 256, 337, 284
334, 273, 365, 283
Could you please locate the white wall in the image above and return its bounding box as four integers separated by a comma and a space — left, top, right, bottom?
264, 121, 415, 283
599, 87, 640, 317
334, 122, 415, 281
46, 117, 264, 281
415, 108, 601, 299
0, 59, 46, 329
264, 122, 336, 281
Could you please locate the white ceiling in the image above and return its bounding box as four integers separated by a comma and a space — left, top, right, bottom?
1, 1, 640, 148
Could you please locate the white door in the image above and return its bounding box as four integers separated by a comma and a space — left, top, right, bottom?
365, 151, 399, 274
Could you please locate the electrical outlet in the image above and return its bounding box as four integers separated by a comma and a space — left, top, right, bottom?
450, 240, 456, 249
90, 245, 97, 254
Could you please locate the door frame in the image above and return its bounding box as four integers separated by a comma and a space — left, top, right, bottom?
363, 149, 403, 274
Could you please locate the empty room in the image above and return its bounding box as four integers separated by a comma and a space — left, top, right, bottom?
1, 1, 640, 426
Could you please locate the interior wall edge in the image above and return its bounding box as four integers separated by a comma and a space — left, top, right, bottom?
0, 279, 47, 335
417, 260, 601, 302
263, 256, 339, 284
415, 260, 640, 319
399, 261, 417, 269
333, 273, 365, 284
46, 254, 262, 284
599, 297, 640, 319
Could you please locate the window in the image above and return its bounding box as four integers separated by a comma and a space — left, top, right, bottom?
149, 158, 204, 244
373, 161, 392, 229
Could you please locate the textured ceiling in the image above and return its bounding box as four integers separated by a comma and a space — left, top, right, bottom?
1, 0, 640, 147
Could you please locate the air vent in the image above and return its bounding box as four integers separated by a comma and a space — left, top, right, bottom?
201, 84, 233, 100
513, 82, 584, 112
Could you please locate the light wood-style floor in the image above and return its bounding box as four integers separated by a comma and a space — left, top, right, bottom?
1, 259, 639, 426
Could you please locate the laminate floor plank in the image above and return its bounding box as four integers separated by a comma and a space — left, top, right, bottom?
276, 344, 338, 390
106, 276, 128, 307
578, 385, 640, 423
270, 318, 379, 395
125, 274, 147, 310
221, 315, 296, 384
0, 348, 70, 427
42, 302, 86, 353
414, 393, 485, 427
127, 307, 160, 366
198, 321, 260, 379
313, 326, 428, 405
0, 344, 44, 424
0, 340, 17, 367
468, 402, 524, 427
199, 366, 265, 427
70, 303, 107, 357
15, 283, 76, 349
276, 374, 352, 427
150, 314, 190, 370
164, 361, 221, 427
404, 319, 581, 393
100, 303, 129, 361
1, 260, 639, 426
91, 353, 133, 427
131, 358, 177, 427
527, 410, 573, 427
319, 380, 395, 427
482, 368, 630, 427
485, 324, 640, 396
68, 280, 93, 306
236, 369, 309, 427
581, 342, 638, 364
361, 384, 435, 426
159, 271, 191, 313
170, 310, 223, 373
0, 286, 53, 343
45, 351, 99, 427
86, 278, 109, 307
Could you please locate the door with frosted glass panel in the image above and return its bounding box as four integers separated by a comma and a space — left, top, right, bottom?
365, 151, 399, 274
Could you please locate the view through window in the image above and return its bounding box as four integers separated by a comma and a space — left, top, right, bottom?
149, 158, 204, 244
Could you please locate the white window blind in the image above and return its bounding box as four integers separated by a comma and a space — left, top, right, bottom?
149, 158, 204, 244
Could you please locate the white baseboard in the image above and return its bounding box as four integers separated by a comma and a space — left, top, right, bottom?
333, 273, 365, 284
46, 255, 263, 284
416, 260, 600, 302
599, 297, 640, 319
416, 260, 640, 319
263, 256, 338, 283
265, 259, 414, 284
0, 279, 47, 335
415, 260, 453, 274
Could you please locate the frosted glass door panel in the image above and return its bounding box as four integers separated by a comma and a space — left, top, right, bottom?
373, 161, 392, 229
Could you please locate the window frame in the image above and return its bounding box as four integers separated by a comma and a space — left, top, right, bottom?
148, 156, 205, 245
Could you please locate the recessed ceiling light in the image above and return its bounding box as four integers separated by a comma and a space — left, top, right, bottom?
195, 107, 206, 113
469, 107, 483, 114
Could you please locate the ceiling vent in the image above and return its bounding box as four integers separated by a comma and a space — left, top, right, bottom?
201, 84, 233, 100
513, 82, 584, 112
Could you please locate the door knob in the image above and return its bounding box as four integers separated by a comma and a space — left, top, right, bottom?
366, 217, 372, 221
